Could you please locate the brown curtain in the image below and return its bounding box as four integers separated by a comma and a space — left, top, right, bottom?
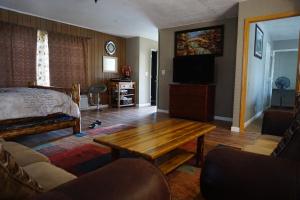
0, 22, 12, 87
0, 22, 37, 87
48, 33, 87, 89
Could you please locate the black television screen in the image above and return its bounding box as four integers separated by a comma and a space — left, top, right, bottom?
173, 55, 215, 84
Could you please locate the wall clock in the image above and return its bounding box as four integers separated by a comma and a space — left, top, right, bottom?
105, 41, 117, 56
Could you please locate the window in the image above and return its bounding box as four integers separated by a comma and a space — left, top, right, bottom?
36, 30, 50, 86
103, 56, 118, 73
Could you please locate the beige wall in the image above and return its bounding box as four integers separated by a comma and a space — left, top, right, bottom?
126, 37, 140, 101
158, 18, 238, 118
232, 0, 300, 128
126, 37, 158, 105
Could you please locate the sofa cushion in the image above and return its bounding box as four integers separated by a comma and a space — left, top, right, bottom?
1, 141, 29, 153
0, 144, 43, 200
2, 142, 49, 166
24, 162, 77, 191
272, 115, 300, 161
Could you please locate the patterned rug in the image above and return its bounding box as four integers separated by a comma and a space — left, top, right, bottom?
16, 125, 212, 200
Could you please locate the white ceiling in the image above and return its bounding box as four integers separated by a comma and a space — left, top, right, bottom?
262, 16, 300, 41
0, 0, 245, 41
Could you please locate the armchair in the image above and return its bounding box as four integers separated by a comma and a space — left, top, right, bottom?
200, 147, 300, 200
201, 108, 300, 200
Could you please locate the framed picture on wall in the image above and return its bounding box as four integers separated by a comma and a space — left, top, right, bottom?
174, 25, 224, 57
254, 24, 264, 59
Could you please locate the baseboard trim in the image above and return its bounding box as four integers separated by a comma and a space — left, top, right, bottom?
136, 103, 151, 107
214, 116, 233, 122
244, 111, 263, 128
157, 109, 169, 114
231, 126, 240, 133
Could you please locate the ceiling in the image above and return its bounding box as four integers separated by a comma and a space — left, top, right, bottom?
262, 16, 300, 41
0, 0, 246, 41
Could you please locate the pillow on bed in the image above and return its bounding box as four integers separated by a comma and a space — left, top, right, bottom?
0, 144, 43, 200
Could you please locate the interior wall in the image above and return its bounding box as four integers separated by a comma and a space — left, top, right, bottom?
158, 18, 238, 119
126, 37, 158, 105
272, 51, 298, 89
0, 8, 126, 104
232, 0, 300, 128
126, 37, 140, 102
245, 23, 272, 122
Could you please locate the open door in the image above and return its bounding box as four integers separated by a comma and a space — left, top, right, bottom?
296, 32, 300, 108
150, 50, 158, 106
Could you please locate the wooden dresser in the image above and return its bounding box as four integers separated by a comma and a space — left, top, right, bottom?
169, 84, 215, 122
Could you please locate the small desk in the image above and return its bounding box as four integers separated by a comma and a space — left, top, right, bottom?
94, 119, 216, 174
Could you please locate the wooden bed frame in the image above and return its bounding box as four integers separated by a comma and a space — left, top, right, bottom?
0, 82, 81, 139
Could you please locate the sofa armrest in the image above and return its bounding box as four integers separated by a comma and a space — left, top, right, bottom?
262, 109, 294, 136
32, 158, 171, 200
200, 148, 300, 200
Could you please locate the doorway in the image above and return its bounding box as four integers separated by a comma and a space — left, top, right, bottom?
151, 50, 158, 106
241, 13, 300, 132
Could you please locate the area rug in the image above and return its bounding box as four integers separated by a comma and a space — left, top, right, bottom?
47, 143, 111, 176
167, 165, 204, 200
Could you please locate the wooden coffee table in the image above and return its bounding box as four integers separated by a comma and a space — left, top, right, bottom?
94, 119, 216, 174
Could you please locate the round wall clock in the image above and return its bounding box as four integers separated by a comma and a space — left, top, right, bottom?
105, 41, 117, 56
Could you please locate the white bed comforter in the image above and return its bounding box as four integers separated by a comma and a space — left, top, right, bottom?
0, 87, 80, 121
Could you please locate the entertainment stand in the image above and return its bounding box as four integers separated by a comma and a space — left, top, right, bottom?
169, 84, 215, 122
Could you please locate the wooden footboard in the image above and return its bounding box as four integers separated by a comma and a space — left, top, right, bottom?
0, 82, 81, 139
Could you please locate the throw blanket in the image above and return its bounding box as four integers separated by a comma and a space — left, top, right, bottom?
0, 88, 80, 121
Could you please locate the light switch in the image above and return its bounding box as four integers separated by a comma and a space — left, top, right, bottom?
145, 72, 148, 77
161, 69, 166, 76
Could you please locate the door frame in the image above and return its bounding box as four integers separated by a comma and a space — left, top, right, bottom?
239, 11, 300, 131
297, 33, 300, 93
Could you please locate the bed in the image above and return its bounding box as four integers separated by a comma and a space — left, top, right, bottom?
0, 82, 81, 139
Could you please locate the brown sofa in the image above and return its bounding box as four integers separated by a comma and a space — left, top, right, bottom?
0, 138, 76, 193
0, 138, 171, 200
200, 109, 300, 200
32, 159, 171, 200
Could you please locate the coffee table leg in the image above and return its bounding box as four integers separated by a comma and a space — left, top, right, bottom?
111, 148, 120, 161
196, 135, 205, 167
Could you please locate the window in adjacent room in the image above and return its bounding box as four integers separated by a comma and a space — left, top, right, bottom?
36, 30, 50, 86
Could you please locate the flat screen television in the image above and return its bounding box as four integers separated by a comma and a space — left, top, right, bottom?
173, 55, 215, 84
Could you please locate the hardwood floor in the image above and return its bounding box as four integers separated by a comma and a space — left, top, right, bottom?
81, 106, 258, 153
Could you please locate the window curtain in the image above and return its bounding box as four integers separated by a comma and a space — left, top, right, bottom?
36, 30, 50, 86
0, 22, 12, 87
0, 22, 37, 87
48, 33, 88, 89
